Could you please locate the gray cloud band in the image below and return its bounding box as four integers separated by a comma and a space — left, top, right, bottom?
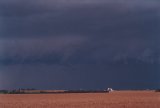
0, 0, 160, 64
0, 0, 159, 64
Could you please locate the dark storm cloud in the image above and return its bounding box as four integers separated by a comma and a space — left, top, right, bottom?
0, 0, 160, 89
1, 0, 160, 59
0, 36, 86, 65
1, 0, 160, 37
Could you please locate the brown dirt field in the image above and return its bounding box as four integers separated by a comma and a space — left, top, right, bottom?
0, 91, 160, 108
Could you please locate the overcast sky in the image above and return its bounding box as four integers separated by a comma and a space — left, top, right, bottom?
0, 0, 160, 90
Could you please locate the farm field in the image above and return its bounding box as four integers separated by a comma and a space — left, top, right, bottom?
0, 91, 160, 108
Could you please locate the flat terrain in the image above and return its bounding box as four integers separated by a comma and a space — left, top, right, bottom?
0, 91, 160, 108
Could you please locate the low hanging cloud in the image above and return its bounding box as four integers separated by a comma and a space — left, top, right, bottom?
0, 0, 160, 64
0, 0, 160, 89
0, 36, 86, 65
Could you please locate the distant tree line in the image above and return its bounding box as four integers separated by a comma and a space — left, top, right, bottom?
1, 88, 160, 94
0, 88, 36, 94
155, 89, 160, 92
0, 90, 8, 94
